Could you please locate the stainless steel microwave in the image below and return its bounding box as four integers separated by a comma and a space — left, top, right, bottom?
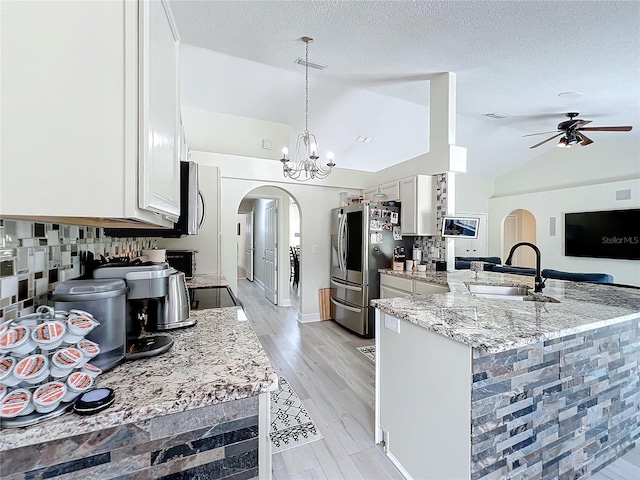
105, 161, 205, 238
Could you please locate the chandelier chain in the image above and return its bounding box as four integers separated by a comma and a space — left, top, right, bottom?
305, 38, 309, 134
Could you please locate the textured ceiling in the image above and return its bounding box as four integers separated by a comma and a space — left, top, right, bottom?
169, 0, 640, 176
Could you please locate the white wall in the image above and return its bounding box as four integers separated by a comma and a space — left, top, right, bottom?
493, 137, 639, 196
182, 107, 290, 162
454, 173, 494, 213
489, 178, 640, 286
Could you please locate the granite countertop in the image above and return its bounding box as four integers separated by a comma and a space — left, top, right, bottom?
375, 269, 640, 354
186, 273, 229, 289
0, 306, 278, 450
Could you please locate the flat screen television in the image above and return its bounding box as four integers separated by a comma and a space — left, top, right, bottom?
565, 208, 640, 260
441, 216, 479, 239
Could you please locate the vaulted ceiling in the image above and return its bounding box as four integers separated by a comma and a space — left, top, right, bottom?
169, 0, 640, 177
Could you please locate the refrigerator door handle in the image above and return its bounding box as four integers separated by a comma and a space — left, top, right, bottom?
330, 297, 362, 313
341, 214, 348, 272
330, 278, 362, 291
338, 214, 347, 272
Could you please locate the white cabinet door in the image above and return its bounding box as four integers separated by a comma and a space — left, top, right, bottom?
399, 177, 418, 235
399, 175, 436, 236
378, 181, 400, 201
414, 281, 450, 295
138, 0, 181, 222
380, 285, 412, 299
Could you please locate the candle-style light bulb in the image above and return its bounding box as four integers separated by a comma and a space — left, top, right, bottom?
282, 147, 288, 157
327, 152, 335, 167
310, 143, 317, 156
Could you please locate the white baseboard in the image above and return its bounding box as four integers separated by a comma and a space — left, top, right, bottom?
254, 278, 265, 292
387, 451, 413, 480
297, 312, 321, 323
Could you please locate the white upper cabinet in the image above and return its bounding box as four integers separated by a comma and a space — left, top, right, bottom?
399, 175, 436, 236
378, 181, 401, 202
363, 181, 401, 203
0, 0, 180, 228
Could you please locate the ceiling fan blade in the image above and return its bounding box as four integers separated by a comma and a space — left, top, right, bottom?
529, 132, 564, 149
572, 120, 592, 128
523, 130, 560, 138
576, 132, 594, 146
578, 126, 633, 132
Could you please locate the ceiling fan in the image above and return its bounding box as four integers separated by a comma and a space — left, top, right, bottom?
524, 112, 633, 149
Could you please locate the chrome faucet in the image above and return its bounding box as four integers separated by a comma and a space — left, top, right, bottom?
505, 242, 545, 293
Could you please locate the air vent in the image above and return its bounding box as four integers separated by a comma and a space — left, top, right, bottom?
356, 135, 373, 143
616, 189, 632, 201
295, 57, 327, 70
484, 113, 507, 119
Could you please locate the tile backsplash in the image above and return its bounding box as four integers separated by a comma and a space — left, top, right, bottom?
0, 219, 155, 322
414, 172, 449, 264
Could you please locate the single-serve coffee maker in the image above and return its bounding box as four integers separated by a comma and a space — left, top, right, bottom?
93, 262, 196, 360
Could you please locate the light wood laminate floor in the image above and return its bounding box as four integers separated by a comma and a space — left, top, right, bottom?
238, 280, 639, 480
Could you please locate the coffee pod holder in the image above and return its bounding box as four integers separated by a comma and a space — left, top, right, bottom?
0, 307, 104, 428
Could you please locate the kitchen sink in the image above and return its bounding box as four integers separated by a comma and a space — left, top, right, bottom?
466, 284, 559, 303
467, 285, 530, 297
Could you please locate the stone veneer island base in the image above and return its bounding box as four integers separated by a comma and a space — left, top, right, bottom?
0, 306, 277, 480
1, 395, 265, 480
373, 270, 640, 480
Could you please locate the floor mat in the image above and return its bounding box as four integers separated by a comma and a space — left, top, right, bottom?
270, 376, 323, 453
356, 345, 375, 363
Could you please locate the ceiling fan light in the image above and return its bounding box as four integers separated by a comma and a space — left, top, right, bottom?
557, 137, 569, 148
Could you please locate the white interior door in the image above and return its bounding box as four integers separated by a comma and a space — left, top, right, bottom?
245, 211, 254, 282
264, 200, 278, 304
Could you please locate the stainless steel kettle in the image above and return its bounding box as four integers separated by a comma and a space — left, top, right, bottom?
161, 271, 196, 329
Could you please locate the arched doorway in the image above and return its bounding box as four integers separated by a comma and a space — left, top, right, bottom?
237, 186, 302, 312
502, 209, 537, 268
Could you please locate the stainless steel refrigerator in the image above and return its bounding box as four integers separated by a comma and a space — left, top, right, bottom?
330, 204, 412, 338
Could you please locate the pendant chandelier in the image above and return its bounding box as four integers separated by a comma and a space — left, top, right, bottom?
281, 36, 335, 181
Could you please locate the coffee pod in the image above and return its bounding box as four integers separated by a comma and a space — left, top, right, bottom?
31, 321, 66, 352
80, 363, 102, 379
76, 340, 100, 367
50, 348, 84, 378
1, 326, 37, 357
33, 381, 68, 413
14, 354, 50, 385
0, 384, 7, 403
63, 316, 99, 345
0, 388, 35, 417
0, 356, 20, 387
63, 372, 94, 403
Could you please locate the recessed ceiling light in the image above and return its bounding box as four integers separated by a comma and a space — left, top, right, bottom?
484, 113, 507, 119
558, 91, 583, 99
356, 135, 372, 143
295, 57, 327, 70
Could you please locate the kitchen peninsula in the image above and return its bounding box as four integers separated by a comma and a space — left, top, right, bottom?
373, 270, 640, 480
0, 305, 278, 480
